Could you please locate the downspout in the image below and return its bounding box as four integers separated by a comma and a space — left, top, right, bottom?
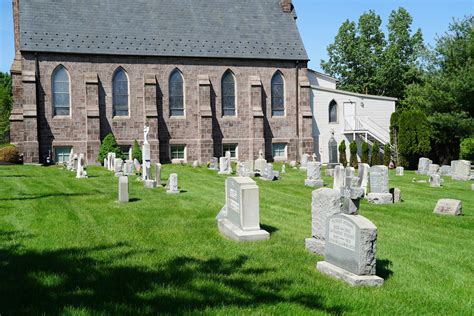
295, 60, 300, 160
34, 52, 43, 162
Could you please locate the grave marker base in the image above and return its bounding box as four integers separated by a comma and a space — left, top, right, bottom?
305, 179, 324, 187
305, 237, 324, 255
367, 193, 393, 205
316, 261, 384, 287
217, 218, 269, 242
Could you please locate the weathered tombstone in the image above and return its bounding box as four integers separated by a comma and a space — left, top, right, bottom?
260, 163, 277, 181
429, 173, 443, 187
76, 154, 88, 179
357, 163, 369, 195
281, 164, 286, 174
166, 173, 179, 194
395, 167, 404, 176
144, 179, 157, 188
155, 163, 161, 185
192, 160, 200, 168
103, 158, 108, 170
254, 149, 267, 174
345, 167, 355, 178
326, 168, 335, 177
427, 164, 440, 176
208, 157, 219, 171
300, 153, 310, 170
433, 199, 462, 216
72, 154, 79, 171
390, 188, 402, 203
128, 147, 133, 161
123, 160, 135, 176
341, 176, 365, 215
108, 153, 116, 171
114, 158, 124, 176
333, 165, 345, 191
451, 160, 471, 181
118, 176, 129, 203
219, 156, 232, 175
416, 157, 432, 175
367, 166, 392, 204
215, 177, 269, 242
239, 160, 255, 177
142, 125, 151, 180
305, 188, 343, 255
305, 162, 324, 187
316, 213, 384, 286
289, 160, 297, 168
439, 165, 452, 176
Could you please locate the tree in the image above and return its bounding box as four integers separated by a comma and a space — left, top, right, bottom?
383, 144, 391, 166
361, 142, 369, 164
349, 141, 358, 168
460, 138, 474, 161
321, 8, 424, 98
371, 142, 382, 166
0, 72, 13, 144
98, 133, 124, 163
338, 140, 347, 166
401, 17, 474, 163
132, 139, 142, 163
397, 108, 431, 168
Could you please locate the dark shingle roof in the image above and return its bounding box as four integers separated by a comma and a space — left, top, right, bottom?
19, 0, 308, 61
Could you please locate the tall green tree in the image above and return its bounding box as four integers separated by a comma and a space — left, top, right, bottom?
338, 140, 347, 167
397, 108, 431, 168
0, 72, 13, 144
400, 17, 474, 163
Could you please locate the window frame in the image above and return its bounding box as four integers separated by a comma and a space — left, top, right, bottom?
112, 67, 130, 117
170, 144, 186, 162
54, 146, 72, 164
272, 143, 287, 160
222, 143, 238, 160
221, 70, 236, 117
271, 71, 285, 117
329, 100, 338, 123
51, 65, 71, 117
169, 69, 185, 117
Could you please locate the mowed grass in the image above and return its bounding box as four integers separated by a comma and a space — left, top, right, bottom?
0, 164, 472, 315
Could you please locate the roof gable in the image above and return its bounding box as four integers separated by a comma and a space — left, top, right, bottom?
19, 0, 308, 61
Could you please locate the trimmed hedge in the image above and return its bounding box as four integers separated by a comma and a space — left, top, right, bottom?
338, 140, 347, 167
0, 144, 19, 163
383, 144, 391, 166
361, 142, 369, 164
349, 141, 358, 168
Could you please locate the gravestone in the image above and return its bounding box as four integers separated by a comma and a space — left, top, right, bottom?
345, 167, 355, 178
103, 158, 108, 170
142, 125, 151, 180
305, 162, 324, 187
305, 188, 343, 255
300, 154, 310, 170
341, 176, 365, 215
155, 163, 161, 185
114, 158, 124, 176
166, 173, 179, 194
219, 156, 232, 175
427, 164, 440, 176
471, 184, 474, 191
254, 149, 267, 174
144, 179, 157, 189
143, 160, 152, 181
123, 160, 135, 176
289, 161, 297, 168
72, 154, 78, 171
260, 163, 277, 181
192, 160, 200, 168
108, 153, 116, 171
316, 213, 383, 286
439, 165, 452, 176
134, 159, 141, 175
390, 188, 402, 203
76, 154, 88, 179
333, 165, 345, 192
239, 160, 255, 177
326, 168, 335, 177
208, 157, 219, 171
433, 199, 462, 216
118, 176, 129, 203
429, 173, 443, 187
128, 147, 133, 161
416, 157, 432, 175
367, 166, 392, 204
396, 167, 404, 176
451, 160, 471, 181
281, 164, 286, 174
215, 177, 270, 242
357, 163, 369, 196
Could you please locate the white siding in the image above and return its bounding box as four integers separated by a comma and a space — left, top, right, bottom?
307, 71, 337, 89
311, 87, 396, 164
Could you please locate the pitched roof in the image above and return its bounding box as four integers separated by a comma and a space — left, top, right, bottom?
19, 0, 308, 61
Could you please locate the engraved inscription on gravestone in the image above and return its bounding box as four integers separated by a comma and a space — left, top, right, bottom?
227, 181, 242, 227
328, 217, 356, 251
370, 166, 388, 193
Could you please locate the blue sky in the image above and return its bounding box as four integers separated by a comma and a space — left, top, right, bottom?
0, 0, 472, 73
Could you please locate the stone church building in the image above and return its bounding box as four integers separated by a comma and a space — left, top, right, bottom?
10, 0, 316, 164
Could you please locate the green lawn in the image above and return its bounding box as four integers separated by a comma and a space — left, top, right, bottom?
0, 164, 472, 315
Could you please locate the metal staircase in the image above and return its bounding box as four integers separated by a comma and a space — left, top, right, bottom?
343, 116, 397, 161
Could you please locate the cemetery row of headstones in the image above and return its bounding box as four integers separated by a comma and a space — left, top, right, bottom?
65, 149, 88, 179
416, 157, 472, 181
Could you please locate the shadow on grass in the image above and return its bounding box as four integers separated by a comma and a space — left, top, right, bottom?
0, 192, 98, 201
0, 231, 347, 315
0, 175, 30, 178
261, 224, 278, 234
376, 259, 394, 280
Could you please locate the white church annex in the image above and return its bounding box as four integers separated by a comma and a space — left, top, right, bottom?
308, 70, 396, 164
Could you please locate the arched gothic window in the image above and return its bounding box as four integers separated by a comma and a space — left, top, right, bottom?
169, 69, 184, 116
221, 70, 236, 116
271, 71, 285, 116
112, 68, 129, 116
329, 100, 338, 123
52, 65, 70, 116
